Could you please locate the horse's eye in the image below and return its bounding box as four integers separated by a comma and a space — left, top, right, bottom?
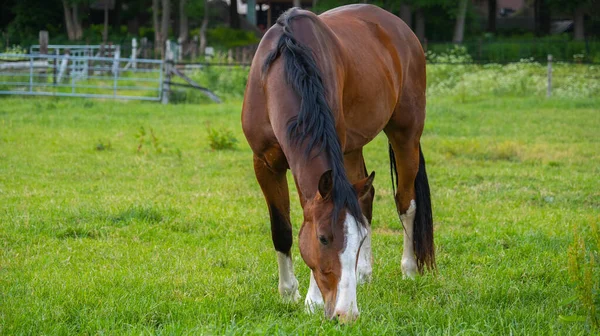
318, 235, 329, 246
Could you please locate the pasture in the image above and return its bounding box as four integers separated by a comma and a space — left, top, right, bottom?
0, 95, 599, 334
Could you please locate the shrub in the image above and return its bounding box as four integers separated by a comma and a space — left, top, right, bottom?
207, 127, 237, 150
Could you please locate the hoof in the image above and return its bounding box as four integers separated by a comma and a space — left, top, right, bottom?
279, 279, 300, 303
401, 259, 418, 279
357, 269, 372, 284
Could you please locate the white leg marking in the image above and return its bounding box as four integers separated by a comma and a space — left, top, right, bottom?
304, 271, 324, 313
357, 218, 372, 284
333, 212, 366, 321
401, 200, 418, 279
276, 252, 300, 302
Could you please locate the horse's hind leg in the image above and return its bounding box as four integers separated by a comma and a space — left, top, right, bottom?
253, 153, 300, 302
384, 130, 420, 279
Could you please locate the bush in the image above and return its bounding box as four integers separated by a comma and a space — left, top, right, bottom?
206, 27, 259, 50
427, 35, 600, 63
207, 127, 237, 150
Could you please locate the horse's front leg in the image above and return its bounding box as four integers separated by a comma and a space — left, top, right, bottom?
253, 154, 300, 302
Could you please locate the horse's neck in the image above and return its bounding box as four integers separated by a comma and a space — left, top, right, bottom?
292, 17, 346, 117
289, 152, 330, 203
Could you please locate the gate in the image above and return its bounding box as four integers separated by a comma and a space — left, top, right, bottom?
0, 52, 163, 101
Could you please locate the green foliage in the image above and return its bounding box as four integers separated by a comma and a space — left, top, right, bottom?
207, 126, 237, 150
95, 139, 112, 151
567, 218, 600, 330
206, 27, 259, 50
0, 45, 27, 61
170, 59, 249, 104
429, 35, 600, 63
135, 126, 163, 154
427, 59, 600, 101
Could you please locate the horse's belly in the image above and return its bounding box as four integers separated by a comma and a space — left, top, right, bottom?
342, 103, 392, 152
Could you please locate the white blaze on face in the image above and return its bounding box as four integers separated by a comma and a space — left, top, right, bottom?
357, 216, 372, 284
333, 212, 367, 320
304, 270, 324, 313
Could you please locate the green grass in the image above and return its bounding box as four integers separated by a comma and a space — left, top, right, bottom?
0, 96, 599, 334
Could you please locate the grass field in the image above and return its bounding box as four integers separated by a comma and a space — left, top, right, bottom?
0, 95, 599, 334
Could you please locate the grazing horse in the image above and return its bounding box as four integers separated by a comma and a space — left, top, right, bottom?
241, 4, 435, 321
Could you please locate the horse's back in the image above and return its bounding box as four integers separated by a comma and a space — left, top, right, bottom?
319, 5, 426, 150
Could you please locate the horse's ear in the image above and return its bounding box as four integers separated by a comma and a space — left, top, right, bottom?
318, 170, 334, 199
354, 171, 375, 199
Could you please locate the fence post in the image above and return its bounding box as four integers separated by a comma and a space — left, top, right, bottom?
113, 47, 120, 97
162, 40, 173, 104
54, 49, 59, 84
132, 38, 137, 69
70, 52, 75, 94
191, 36, 198, 60
177, 37, 183, 62
57, 50, 70, 83
29, 56, 34, 93
39, 31, 48, 55
547, 54, 552, 98
141, 37, 149, 59
112, 45, 120, 76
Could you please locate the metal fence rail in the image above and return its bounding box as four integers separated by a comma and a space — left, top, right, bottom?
0, 53, 163, 101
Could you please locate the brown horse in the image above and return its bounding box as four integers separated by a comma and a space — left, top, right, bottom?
242, 4, 435, 321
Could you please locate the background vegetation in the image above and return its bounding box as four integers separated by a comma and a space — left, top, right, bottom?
1, 0, 599, 62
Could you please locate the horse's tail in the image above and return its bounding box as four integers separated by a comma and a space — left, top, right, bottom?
389, 144, 436, 272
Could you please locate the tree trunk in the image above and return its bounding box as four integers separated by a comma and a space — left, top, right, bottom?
73, 4, 83, 40
229, 0, 240, 29
453, 0, 468, 43
400, 4, 412, 28
179, 0, 188, 43
534, 0, 551, 36
415, 8, 425, 42
200, 0, 209, 55
312, 0, 317, 10
62, 0, 76, 41
574, 5, 585, 41
161, 0, 171, 55
293, 0, 301, 7
153, 0, 161, 57
487, 0, 496, 33
103, 2, 109, 44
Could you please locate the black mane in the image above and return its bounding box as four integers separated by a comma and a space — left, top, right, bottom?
262, 9, 364, 226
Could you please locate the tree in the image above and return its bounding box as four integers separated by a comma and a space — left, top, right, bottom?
534, 0, 551, 36
229, 0, 240, 29
62, 0, 85, 40
200, 0, 209, 55
452, 0, 468, 43
487, 0, 496, 33
548, 0, 595, 41
153, 0, 171, 57
399, 3, 412, 27
102, 0, 109, 43
179, 0, 188, 43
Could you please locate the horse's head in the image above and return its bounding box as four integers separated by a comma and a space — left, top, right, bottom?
299, 170, 375, 322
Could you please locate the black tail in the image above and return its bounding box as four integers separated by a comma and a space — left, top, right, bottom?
389, 144, 436, 272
